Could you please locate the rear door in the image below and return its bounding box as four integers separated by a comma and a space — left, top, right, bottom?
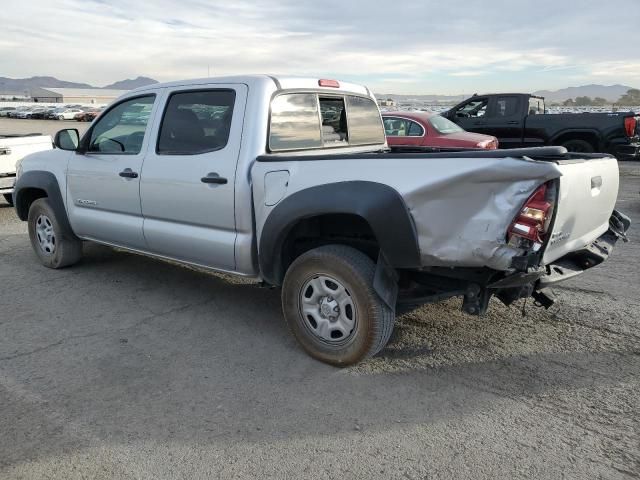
480, 95, 525, 148
66, 93, 159, 249
139, 84, 247, 270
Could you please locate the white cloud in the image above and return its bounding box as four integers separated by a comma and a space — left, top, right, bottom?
0, 0, 638, 93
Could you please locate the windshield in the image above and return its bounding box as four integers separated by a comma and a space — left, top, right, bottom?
429, 115, 464, 134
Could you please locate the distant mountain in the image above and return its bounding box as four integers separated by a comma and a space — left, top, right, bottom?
103, 76, 158, 90
533, 84, 634, 103
0, 75, 159, 95
0, 76, 93, 94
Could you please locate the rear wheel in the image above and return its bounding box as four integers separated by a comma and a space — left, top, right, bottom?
2, 194, 13, 206
561, 139, 595, 153
282, 245, 395, 366
27, 198, 82, 268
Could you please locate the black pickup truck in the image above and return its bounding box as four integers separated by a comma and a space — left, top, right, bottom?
444, 93, 640, 159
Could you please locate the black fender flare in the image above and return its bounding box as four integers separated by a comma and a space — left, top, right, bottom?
258, 181, 421, 285
14, 170, 76, 239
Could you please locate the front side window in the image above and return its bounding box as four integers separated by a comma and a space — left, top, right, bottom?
429, 115, 464, 134
270, 93, 322, 151
89, 95, 155, 154
157, 89, 236, 155
494, 96, 520, 117
455, 98, 488, 118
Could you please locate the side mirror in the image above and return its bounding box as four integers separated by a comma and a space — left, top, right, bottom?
54, 129, 80, 151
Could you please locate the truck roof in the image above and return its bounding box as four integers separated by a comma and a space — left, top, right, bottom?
471, 93, 545, 100
129, 74, 371, 97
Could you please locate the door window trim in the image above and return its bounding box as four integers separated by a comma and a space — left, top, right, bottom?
80, 93, 157, 156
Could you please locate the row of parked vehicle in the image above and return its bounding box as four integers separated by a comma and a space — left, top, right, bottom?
0, 105, 104, 122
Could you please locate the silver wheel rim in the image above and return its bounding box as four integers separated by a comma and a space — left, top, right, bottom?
35, 214, 56, 255
299, 274, 356, 344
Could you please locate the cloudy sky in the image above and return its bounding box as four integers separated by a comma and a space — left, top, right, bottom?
2, 0, 639, 94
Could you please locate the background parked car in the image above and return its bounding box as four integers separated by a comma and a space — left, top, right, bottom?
45, 107, 66, 120
57, 108, 84, 120
24, 107, 47, 119
15, 107, 38, 119
8, 106, 29, 118
382, 111, 499, 151
75, 107, 102, 122
0, 107, 16, 117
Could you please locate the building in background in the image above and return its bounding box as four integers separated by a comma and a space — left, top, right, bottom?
29, 87, 128, 104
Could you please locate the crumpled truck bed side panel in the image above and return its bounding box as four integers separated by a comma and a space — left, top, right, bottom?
251, 155, 562, 272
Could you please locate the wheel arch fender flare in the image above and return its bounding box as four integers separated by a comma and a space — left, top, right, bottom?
258, 181, 421, 286
14, 170, 76, 239
550, 128, 601, 145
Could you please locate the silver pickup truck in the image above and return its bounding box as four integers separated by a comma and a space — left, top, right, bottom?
13, 75, 630, 366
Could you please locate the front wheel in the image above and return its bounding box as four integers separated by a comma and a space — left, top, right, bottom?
2, 194, 13, 206
27, 198, 82, 268
282, 245, 395, 366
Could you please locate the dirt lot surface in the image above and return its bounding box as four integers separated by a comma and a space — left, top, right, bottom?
0, 117, 90, 137
0, 150, 639, 478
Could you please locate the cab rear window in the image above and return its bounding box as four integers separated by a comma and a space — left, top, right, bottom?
269, 93, 384, 152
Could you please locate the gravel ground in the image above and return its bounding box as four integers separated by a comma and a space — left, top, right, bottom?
0, 159, 638, 479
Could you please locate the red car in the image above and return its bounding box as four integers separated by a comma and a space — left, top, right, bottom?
382, 111, 498, 151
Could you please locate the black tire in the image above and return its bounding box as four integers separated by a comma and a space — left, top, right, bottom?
561, 139, 595, 153
27, 198, 82, 269
282, 245, 395, 366
2, 194, 13, 206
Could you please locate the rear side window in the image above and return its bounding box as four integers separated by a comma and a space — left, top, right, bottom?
384, 117, 424, 137
494, 96, 520, 117
158, 89, 235, 155
269, 93, 385, 152
269, 94, 322, 151
346, 96, 385, 145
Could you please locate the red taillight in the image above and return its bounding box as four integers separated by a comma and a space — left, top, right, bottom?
508, 183, 555, 248
624, 116, 637, 138
318, 79, 340, 88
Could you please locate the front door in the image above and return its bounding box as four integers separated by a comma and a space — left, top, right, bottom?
66, 94, 159, 249
140, 84, 247, 271
449, 97, 491, 136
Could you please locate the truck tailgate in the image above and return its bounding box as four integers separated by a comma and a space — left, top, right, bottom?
542, 156, 619, 265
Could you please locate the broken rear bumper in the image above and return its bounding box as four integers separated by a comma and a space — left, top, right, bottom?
537, 210, 630, 288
